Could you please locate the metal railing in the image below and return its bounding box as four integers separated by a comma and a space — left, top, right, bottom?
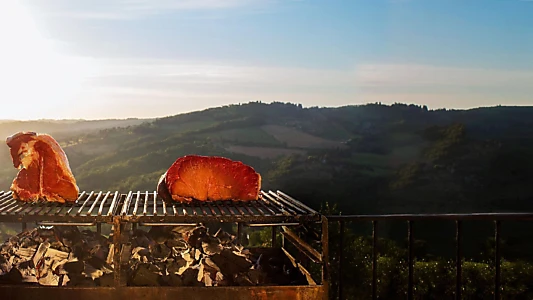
326, 213, 533, 300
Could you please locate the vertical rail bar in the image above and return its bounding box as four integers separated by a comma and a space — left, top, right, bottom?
22, 222, 27, 232
456, 220, 463, 300
494, 220, 501, 300
322, 216, 330, 300
97, 223, 102, 235
372, 220, 378, 300
408, 220, 414, 300
338, 220, 345, 300
272, 226, 277, 248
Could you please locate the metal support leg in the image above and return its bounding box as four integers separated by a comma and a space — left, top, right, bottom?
272, 226, 277, 247
372, 221, 378, 300
408, 221, 414, 300
337, 221, 344, 300
237, 222, 243, 245
322, 216, 329, 300
456, 220, 462, 300
112, 218, 122, 287
494, 221, 501, 300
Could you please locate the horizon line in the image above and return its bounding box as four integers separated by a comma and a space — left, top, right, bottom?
1, 101, 531, 122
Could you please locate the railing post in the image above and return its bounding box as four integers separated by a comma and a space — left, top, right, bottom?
372, 220, 378, 300
494, 220, 501, 300
456, 220, 462, 300
408, 220, 414, 300
338, 220, 345, 300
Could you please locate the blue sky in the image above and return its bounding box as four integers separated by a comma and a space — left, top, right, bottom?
0, 0, 532, 119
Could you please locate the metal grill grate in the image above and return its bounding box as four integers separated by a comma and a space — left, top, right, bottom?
0, 191, 120, 223
0, 190, 319, 224
120, 190, 320, 224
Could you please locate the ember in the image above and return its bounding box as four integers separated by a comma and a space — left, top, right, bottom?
124, 225, 309, 287
0, 226, 113, 286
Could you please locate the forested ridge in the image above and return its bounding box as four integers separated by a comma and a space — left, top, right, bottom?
2, 102, 533, 298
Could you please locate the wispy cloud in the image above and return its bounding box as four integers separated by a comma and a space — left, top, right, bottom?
87, 58, 357, 89
67, 59, 533, 118
355, 64, 533, 88
353, 63, 533, 108
4, 53, 532, 119
25, 0, 274, 20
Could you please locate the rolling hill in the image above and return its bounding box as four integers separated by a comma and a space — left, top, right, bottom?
1, 101, 533, 261
1, 102, 533, 216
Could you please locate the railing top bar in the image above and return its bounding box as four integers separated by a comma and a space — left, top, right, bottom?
326, 212, 533, 221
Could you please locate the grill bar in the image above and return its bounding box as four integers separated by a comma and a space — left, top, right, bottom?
152, 191, 156, 216
76, 191, 95, 215
268, 191, 306, 215
0, 191, 119, 222
87, 192, 107, 216
133, 192, 141, 216
121, 190, 319, 223
277, 190, 318, 215
107, 192, 120, 216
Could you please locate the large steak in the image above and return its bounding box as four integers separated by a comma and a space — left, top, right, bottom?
6, 132, 79, 203
157, 155, 261, 202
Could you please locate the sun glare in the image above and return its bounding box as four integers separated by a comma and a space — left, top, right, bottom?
0, 1, 98, 120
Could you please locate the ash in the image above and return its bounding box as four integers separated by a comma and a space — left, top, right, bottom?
125, 225, 308, 287
0, 226, 114, 286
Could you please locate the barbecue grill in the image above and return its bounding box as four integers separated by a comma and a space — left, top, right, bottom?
0, 189, 329, 300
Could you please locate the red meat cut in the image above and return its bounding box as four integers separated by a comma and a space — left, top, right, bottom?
157, 155, 261, 202
6, 132, 79, 203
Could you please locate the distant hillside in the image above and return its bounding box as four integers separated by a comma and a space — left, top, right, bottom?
2, 101, 533, 259
1, 102, 533, 215
0, 118, 151, 140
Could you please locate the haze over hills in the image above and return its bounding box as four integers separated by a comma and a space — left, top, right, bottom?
0, 118, 152, 139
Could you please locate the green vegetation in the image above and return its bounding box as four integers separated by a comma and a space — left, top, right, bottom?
1, 101, 532, 223
244, 217, 533, 300
1, 101, 533, 297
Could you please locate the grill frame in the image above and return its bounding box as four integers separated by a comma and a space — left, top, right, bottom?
0, 189, 329, 300
0, 285, 325, 300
